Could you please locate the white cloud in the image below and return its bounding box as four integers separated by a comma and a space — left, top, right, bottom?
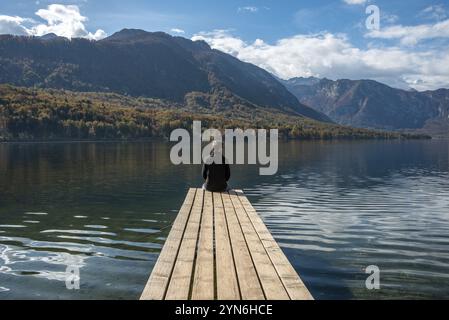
87, 29, 107, 40
0, 4, 107, 40
383, 13, 399, 25
170, 28, 185, 34
419, 5, 447, 21
192, 29, 449, 91
366, 18, 449, 45
343, 0, 367, 5
238, 6, 259, 13
0, 15, 30, 35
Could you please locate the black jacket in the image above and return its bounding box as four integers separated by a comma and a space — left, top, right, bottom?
202, 155, 230, 192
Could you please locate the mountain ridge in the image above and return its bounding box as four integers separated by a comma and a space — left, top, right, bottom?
0, 29, 330, 123
282, 77, 449, 135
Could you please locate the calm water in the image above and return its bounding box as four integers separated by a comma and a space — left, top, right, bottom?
0, 140, 448, 299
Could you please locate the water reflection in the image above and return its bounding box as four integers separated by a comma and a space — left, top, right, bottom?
0, 140, 448, 299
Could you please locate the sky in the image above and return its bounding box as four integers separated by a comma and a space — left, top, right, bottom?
1, 0, 449, 91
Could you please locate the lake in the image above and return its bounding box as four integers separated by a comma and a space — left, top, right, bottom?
0, 140, 448, 299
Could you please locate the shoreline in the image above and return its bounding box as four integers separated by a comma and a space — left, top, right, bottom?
0, 135, 435, 145
0, 137, 165, 145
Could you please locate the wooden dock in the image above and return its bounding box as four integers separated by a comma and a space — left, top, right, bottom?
140, 188, 313, 300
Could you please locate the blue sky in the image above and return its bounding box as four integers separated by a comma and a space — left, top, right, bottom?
0, 0, 444, 44
1, 0, 449, 90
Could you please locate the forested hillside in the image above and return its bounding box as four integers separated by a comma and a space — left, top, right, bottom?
0, 85, 428, 141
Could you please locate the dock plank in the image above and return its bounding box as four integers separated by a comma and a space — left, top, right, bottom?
191, 191, 215, 300
234, 190, 313, 300
165, 189, 204, 300
214, 192, 240, 300
221, 192, 265, 300
140, 188, 196, 300
229, 191, 290, 300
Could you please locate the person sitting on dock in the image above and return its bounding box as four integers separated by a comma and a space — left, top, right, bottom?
202, 141, 231, 192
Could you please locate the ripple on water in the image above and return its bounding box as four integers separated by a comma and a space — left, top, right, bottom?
41, 229, 116, 236
0, 225, 27, 228
246, 169, 449, 299
55, 235, 161, 250
84, 225, 108, 229
123, 228, 159, 234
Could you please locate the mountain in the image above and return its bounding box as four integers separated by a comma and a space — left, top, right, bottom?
39, 33, 64, 41
0, 29, 330, 122
282, 76, 321, 87
282, 77, 449, 135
